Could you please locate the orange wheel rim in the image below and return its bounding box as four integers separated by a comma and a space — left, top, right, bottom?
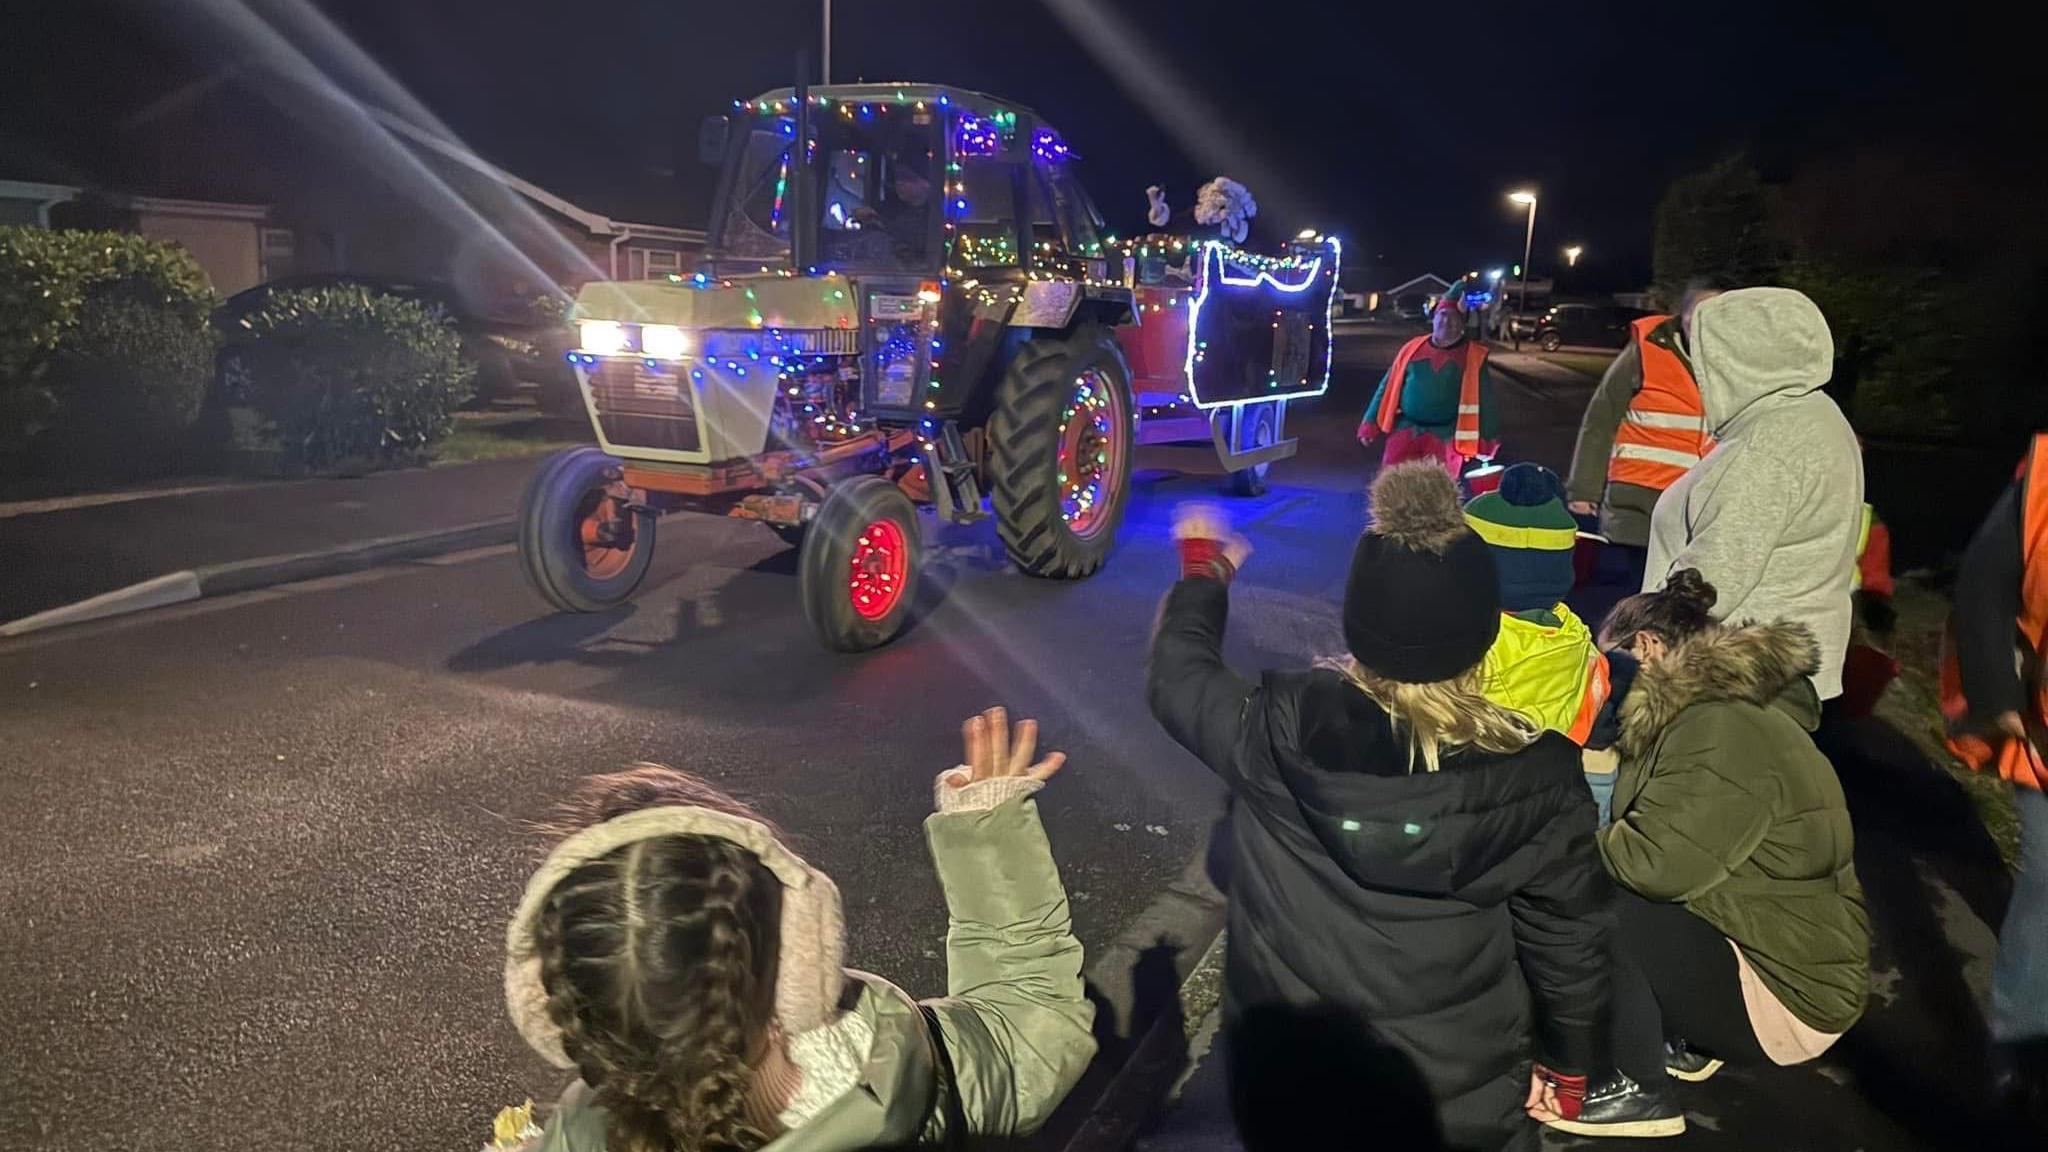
848, 518, 909, 621
575, 490, 636, 580
1057, 368, 1125, 539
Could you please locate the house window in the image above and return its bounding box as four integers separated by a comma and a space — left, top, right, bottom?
261, 227, 295, 279
628, 247, 683, 280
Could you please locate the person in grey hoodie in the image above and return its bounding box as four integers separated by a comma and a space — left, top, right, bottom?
1642, 287, 1862, 701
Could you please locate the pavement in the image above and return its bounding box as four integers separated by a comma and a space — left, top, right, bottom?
0, 331, 2030, 1152
0, 458, 538, 623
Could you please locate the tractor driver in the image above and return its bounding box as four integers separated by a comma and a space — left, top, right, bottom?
849, 152, 934, 267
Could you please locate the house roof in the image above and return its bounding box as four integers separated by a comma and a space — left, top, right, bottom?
121, 195, 268, 221
1384, 272, 1453, 296
373, 111, 704, 243
0, 179, 82, 203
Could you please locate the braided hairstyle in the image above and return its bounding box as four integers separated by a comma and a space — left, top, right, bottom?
533, 765, 785, 1152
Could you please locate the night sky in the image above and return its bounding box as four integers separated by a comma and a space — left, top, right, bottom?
0, 0, 2026, 288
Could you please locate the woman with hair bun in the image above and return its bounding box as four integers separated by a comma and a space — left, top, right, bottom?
1537, 569, 1871, 1138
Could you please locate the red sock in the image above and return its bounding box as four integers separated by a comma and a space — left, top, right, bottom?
1178, 538, 1236, 583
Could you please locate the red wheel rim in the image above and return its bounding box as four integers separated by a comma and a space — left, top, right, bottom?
1057, 368, 1126, 539
848, 518, 909, 621
576, 490, 637, 580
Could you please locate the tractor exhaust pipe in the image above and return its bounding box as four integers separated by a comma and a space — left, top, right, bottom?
792, 50, 812, 272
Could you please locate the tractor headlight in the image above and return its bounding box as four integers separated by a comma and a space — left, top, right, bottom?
641, 324, 692, 360
578, 320, 628, 355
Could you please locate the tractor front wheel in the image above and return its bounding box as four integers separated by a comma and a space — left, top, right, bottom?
990, 325, 1134, 579
518, 447, 656, 612
799, 476, 922, 652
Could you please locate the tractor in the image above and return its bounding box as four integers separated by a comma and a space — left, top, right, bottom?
518, 83, 1340, 651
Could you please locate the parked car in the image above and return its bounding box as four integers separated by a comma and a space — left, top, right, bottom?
210, 274, 574, 406
1530, 302, 1653, 351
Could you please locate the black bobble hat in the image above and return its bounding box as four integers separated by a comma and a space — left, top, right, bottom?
1344, 464, 1502, 683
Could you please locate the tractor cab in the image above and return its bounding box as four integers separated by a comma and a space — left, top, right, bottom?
699, 84, 1109, 282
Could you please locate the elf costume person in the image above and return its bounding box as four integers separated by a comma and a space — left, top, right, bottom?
1465, 464, 1633, 824
1360, 280, 1503, 478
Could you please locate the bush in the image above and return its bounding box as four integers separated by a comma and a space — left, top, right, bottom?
0, 225, 217, 458
239, 285, 476, 471
43, 289, 219, 469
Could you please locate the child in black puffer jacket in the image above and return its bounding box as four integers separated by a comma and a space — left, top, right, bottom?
1147, 463, 1615, 1152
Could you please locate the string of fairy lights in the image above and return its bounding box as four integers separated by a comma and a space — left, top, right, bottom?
574, 89, 1338, 468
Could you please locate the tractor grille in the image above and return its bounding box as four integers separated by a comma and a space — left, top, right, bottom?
586, 358, 701, 455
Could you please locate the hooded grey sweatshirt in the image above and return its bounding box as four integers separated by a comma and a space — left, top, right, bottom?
1643, 288, 1863, 700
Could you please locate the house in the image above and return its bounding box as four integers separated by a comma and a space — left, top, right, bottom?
1379, 273, 1454, 317
8, 179, 285, 297
376, 113, 705, 287
0, 180, 80, 228
120, 195, 284, 296
10, 88, 705, 314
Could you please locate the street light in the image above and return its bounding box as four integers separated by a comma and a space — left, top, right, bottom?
822, 0, 833, 83
1507, 190, 1537, 350
1565, 245, 1583, 267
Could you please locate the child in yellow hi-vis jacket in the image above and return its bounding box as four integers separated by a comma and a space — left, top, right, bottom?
1465, 464, 1635, 823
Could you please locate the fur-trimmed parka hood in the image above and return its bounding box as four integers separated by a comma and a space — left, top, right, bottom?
1618, 621, 1823, 755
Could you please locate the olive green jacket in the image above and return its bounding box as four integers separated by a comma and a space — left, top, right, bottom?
1600, 621, 1871, 1033
534, 796, 1095, 1150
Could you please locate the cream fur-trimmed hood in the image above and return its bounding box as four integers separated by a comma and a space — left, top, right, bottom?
1618, 620, 1823, 756
503, 806, 846, 1069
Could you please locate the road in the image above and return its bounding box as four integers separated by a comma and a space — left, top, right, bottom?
0, 327, 1428, 1151
2, 328, 2008, 1152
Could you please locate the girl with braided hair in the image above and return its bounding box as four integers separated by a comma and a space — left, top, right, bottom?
501, 707, 1093, 1151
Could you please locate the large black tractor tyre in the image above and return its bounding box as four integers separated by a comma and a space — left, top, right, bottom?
799, 476, 922, 652
989, 325, 1134, 579
518, 447, 656, 613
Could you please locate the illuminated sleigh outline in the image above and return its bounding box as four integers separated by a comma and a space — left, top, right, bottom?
1118, 234, 1342, 493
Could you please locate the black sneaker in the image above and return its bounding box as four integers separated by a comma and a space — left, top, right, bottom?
1665, 1038, 1725, 1083
1543, 1072, 1687, 1138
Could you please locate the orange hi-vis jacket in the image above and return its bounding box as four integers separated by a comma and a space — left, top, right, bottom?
1609, 315, 1713, 491
1368, 335, 1488, 457
1940, 435, 2048, 792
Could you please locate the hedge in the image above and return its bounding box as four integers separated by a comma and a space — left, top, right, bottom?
45, 290, 219, 468
238, 285, 476, 470
0, 225, 218, 457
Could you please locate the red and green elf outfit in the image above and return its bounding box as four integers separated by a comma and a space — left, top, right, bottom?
1360, 284, 1502, 473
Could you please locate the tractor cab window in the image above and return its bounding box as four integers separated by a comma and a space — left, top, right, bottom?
952, 158, 1021, 268
1045, 165, 1103, 255
718, 126, 795, 261
813, 111, 941, 273
1027, 163, 1103, 266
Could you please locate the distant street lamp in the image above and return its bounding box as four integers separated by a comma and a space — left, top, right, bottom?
1508, 190, 1537, 350
1565, 245, 1583, 267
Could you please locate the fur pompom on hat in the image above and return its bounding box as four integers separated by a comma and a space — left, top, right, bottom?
1344, 464, 1502, 683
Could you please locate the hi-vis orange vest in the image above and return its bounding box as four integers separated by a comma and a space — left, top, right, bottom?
1609, 315, 1712, 491
1368, 335, 1487, 456
1938, 434, 2048, 793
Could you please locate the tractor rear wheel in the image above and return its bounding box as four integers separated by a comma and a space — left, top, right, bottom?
799, 476, 922, 652
518, 447, 655, 612
989, 325, 1133, 579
